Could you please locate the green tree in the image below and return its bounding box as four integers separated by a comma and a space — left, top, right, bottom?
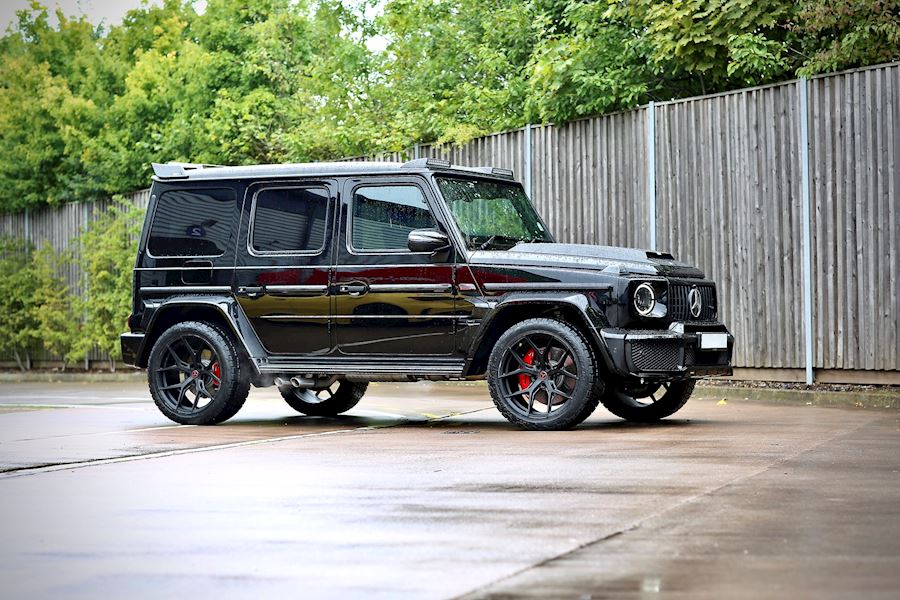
797, 0, 900, 76
75, 203, 144, 371
32, 243, 80, 370
0, 238, 40, 370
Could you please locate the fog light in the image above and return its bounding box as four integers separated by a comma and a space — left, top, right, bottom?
634, 283, 656, 316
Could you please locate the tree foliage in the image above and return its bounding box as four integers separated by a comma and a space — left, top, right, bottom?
33, 243, 80, 369
75, 203, 144, 370
1, 0, 897, 212
0, 237, 40, 370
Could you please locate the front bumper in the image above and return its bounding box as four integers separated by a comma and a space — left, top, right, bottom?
120, 333, 145, 367
601, 322, 733, 379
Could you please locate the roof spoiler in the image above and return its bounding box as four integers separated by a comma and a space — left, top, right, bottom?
151, 162, 223, 179
401, 158, 515, 180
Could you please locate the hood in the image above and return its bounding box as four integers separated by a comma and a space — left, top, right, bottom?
468, 243, 705, 278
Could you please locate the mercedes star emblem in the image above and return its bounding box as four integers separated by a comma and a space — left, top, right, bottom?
688, 286, 702, 318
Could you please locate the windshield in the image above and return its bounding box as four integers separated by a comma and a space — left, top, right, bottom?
436, 177, 553, 250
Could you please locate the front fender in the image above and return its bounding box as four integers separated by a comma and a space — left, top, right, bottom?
462, 289, 618, 376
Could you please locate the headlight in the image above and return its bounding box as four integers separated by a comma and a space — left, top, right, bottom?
633, 282, 656, 316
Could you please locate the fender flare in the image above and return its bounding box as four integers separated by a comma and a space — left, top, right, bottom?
463, 291, 618, 376
137, 295, 266, 372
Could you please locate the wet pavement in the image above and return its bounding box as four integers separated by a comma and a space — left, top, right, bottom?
0, 380, 898, 599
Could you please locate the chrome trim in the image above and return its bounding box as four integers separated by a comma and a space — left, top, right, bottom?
265, 285, 328, 295
260, 314, 462, 321
367, 283, 453, 293
482, 282, 613, 291
140, 286, 231, 294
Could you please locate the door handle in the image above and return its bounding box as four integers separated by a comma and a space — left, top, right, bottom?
237, 285, 264, 298
339, 282, 369, 297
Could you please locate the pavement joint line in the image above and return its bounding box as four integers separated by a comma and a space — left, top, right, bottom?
0, 406, 493, 480
453, 413, 883, 599
0, 404, 149, 411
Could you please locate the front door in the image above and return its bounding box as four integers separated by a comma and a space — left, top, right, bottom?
234, 180, 336, 355
333, 177, 457, 356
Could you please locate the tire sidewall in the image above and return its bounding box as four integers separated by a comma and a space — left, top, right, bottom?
148, 321, 240, 425
281, 381, 367, 417
487, 319, 596, 430
602, 380, 695, 422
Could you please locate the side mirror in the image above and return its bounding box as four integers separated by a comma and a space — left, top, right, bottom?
407, 229, 451, 254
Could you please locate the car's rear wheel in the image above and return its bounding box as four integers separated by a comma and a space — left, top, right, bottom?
600, 380, 695, 422
280, 380, 367, 417
148, 321, 250, 425
487, 318, 601, 430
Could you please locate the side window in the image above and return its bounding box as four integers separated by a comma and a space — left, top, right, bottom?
351, 185, 437, 252
148, 188, 235, 257
251, 187, 329, 254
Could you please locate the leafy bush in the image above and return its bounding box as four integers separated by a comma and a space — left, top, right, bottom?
75, 202, 145, 371
0, 237, 39, 370
33, 243, 81, 370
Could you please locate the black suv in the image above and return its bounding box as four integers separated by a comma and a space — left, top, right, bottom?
121, 159, 733, 430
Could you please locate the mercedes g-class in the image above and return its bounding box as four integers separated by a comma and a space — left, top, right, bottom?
121, 159, 733, 430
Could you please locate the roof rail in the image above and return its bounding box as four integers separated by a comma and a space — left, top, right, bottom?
151, 162, 224, 179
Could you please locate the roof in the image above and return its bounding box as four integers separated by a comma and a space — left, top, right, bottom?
150, 158, 516, 182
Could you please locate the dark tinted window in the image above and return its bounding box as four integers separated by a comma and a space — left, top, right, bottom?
351, 185, 436, 251
148, 188, 235, 257
251, 187, 329, 253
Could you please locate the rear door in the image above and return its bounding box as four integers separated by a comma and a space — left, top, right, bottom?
233, 179, 336, 355
333, 177, 457, 356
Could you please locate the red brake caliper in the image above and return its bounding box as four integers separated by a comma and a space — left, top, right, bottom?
211, 362, 221, 390
518, 348, 536, 390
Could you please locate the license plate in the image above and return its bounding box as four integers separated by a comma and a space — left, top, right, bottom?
699, 333, 728, 350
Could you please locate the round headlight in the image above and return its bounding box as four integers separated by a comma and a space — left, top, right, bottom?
634, 282, 656, 316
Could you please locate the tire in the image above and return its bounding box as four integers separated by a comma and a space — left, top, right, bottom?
600, 380, 695, 422
280, 380, 367, 417
487, 318, 602, 431
147, 321, 250, 425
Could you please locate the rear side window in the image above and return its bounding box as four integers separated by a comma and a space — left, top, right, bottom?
148, 188, 235, 257
251, 187, 329, 254
351, 185, 436, 251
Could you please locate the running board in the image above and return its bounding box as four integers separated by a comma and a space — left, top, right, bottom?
257, 358, 466, 377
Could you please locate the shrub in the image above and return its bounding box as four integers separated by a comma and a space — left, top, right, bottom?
0, 237, 39, 370
75, 201, 144, 371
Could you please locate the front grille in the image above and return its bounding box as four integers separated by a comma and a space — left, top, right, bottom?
630, 339, 682, 371
668, 283, 717, 321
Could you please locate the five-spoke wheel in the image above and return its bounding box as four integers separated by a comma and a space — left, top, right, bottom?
280, 380, 368, 417
487, 318, 601, 430
600, 380, 695, 422
148, 321, 250, 425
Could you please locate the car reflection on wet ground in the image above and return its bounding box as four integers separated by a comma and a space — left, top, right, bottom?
0, 380, 898, 599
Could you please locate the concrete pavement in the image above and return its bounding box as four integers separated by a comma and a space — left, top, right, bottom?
0, 381, 898, 599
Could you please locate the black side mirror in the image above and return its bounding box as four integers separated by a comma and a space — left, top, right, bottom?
407, 229, 451, 254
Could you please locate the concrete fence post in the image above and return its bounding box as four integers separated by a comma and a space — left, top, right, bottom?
524, 124, 533, 198
646, 102, 657, 250
799, 78, 815, 385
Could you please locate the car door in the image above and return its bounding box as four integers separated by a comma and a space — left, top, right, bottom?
233, 179, 336, 355
333, 177, 457, 356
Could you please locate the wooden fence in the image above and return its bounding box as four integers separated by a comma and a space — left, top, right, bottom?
1, 62, 898, 382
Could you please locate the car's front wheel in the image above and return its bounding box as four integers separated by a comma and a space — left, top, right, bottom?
147, 321, 250, 425
600, 380, 695, 422
487, 318, 601, 430
280, 380, 368, 417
